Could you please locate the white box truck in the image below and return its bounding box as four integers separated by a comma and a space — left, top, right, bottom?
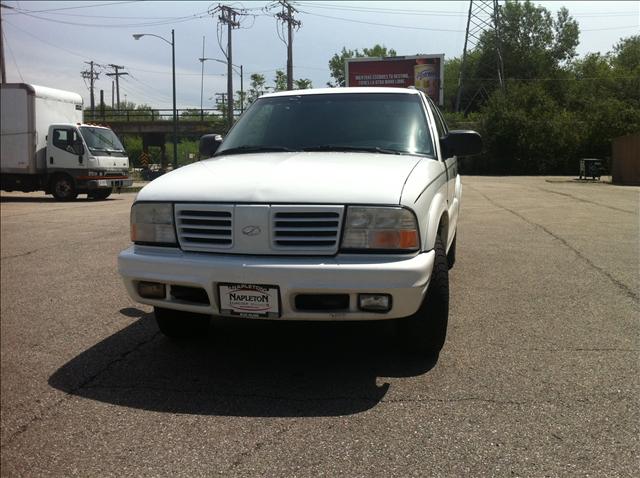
1, 83, 132, 200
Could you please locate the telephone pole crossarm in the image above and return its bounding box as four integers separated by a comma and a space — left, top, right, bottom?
105, 64, 128, 109
272, 0, 301, 90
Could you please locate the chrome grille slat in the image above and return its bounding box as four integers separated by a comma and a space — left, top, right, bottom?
175, 204, 234, 251
178, 224, 231, 231
271, 206, 344, 252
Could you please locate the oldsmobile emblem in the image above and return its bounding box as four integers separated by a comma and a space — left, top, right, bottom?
242, 225, 261, 236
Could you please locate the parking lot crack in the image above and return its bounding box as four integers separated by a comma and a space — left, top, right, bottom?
468, 185, 639, 302
1, 249, 38, 260
537, 187, 636, 215
2, 332, 161, 448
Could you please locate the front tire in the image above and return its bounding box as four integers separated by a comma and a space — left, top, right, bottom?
154, 307, 210, 339
399, 235, 449, 356
50, 175, 78, 201
447, 233, 457, 269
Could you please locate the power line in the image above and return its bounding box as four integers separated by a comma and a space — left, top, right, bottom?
456, 0, 504, 113
210, 3, 248, 127
301, 1, 638, 17
1, 17, 105, 61
2, 27, 23, 82
105, 64, 128, 108
81, 61, 100, 111
267, 1, 301, 91
297, 9, 464, 32
16, 1, 143, 13
9, 9, 209, 29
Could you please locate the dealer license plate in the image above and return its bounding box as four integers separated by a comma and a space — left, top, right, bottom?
218, 283, 280, 318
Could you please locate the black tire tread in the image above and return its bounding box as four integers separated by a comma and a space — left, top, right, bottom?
400, 234, 449, 356
447, 233, 456, 269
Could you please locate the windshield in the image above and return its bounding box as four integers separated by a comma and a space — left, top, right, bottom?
216, 93, 435, 157
79, 127, 125, 155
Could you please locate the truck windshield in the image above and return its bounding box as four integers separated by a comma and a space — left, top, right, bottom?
216, 93, 435, 158
79, 127, 125, 154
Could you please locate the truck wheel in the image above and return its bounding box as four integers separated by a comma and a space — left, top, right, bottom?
447, 233, 457, 270
51, 175, 78, 201
88, 188, 112, 200
154, 307, 210, 339
399, 235, 449, 356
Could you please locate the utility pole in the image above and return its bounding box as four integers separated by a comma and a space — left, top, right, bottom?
81, 61, 99, 114
106, 64, 128, 109
100, 89, 105, 120
111, 81, 114, 108
274, 0, 301, 90
455, 0, 504, 114
200, 36, 205, 120
212, 4, 242, 128
0, 3, 14, 84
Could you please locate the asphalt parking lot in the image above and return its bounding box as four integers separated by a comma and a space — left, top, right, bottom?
1, 176, 638, 476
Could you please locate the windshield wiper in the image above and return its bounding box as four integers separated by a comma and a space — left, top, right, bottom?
215, 145, 297, 156
301, 145, 407, 155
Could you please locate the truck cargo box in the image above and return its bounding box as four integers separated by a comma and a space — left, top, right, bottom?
1, 83, 83, 174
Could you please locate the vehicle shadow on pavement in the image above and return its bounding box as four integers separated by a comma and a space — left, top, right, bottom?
48, 312, 438, 417
0, 196, 118, 203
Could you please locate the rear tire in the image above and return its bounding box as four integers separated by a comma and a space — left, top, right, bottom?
50, 175, 77, 201
154, 307, 210, 339
88, 188, 112, 200
399, 235, 449, 356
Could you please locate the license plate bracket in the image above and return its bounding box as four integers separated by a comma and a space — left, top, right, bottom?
218, 283, 280, 318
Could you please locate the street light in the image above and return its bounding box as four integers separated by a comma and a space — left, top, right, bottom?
199, 57, 244, 116
133, 30, 178, 170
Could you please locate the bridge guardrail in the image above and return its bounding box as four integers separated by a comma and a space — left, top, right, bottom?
84, 109, 236, 122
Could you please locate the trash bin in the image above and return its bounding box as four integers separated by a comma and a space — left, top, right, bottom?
579, 158, 603, 180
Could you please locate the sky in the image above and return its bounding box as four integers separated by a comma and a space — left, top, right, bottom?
1, 1, 638, 110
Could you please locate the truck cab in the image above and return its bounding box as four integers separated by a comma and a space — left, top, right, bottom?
46, 123, 131, 200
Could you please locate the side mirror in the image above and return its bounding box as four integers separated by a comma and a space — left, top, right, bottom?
199, 134, 223, 158
73, 139, 84, 156
440, 130, 482, 158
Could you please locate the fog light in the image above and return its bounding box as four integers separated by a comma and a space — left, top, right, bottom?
358, 294, 391, 312
138, 281, 165, 299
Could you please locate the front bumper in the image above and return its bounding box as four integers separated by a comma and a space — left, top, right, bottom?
87, 178, 133, 189
118, 246, 435, 321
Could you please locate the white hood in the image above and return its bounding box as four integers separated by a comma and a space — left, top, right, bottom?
136, 152, 423, 204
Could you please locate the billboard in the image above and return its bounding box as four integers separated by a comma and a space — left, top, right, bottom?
345, 54, 444, 106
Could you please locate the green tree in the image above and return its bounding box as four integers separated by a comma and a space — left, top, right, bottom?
235, 89, 248, 112
460, 0, 579, 112
273, 70, 313, 91
327, 44, 397, 87
294, 78, 313, 90
274, 70, 288, 92
248, 73, 269, 103
478, 82, 582, 174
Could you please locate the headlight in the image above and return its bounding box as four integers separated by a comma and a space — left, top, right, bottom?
341, 207, 419, 251
130, 202, 177, 245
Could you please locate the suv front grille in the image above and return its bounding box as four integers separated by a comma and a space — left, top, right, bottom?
174, 204, 344, 254
175, 204, 234, 251
271, 206, 343, 252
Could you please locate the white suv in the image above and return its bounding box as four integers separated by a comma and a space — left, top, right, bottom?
118, 87, 481, 355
